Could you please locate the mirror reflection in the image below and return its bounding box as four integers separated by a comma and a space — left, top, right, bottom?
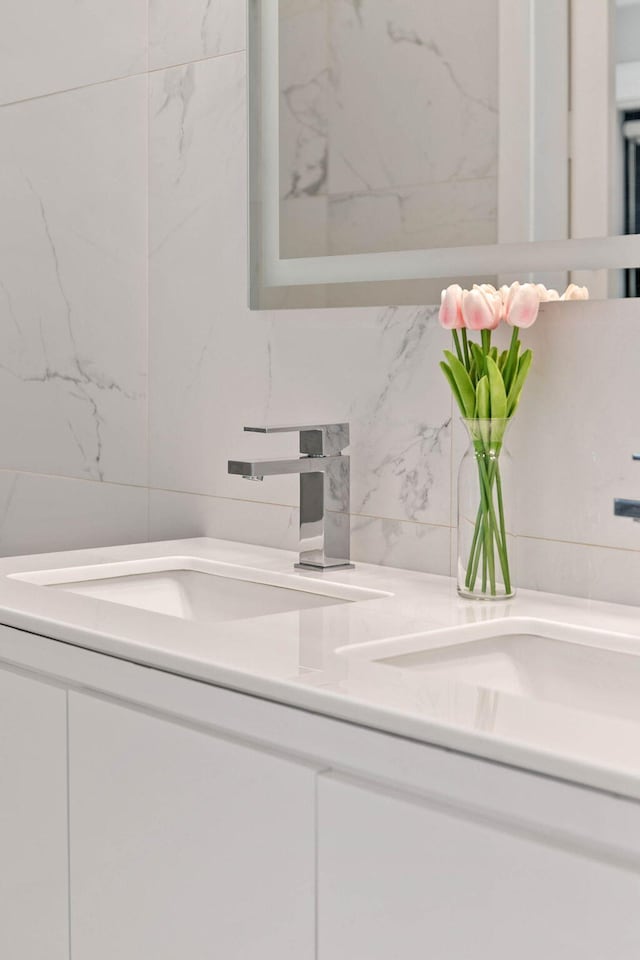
251, 1, 640, 307
279, 0, 499, 260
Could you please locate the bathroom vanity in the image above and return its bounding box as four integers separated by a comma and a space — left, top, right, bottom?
2, 538, 640, 960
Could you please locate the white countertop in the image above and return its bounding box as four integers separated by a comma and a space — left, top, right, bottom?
0, 537, 639, 801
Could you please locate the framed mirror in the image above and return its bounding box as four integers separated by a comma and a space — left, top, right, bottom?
249, 0, 640, 308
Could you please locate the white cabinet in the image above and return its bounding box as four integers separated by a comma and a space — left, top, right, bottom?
3, 627, 640, 960
0, 668, 69, 960
317, 773, 640, 960
68, 691, 316, 960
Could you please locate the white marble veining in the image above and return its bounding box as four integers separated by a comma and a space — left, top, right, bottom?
149, 488, 452, 576
3, 3, 640, 608
0, 0, 147, 106
146, 42, 640, 599
279, 1, 329, 203
148, 54, 454, 549
2, 536, 640, 802
149, 0, 246, 72
0, 79, 148, 485
148, 53, 273, 496
327, 0, 498, 194
279, 0, 499, 257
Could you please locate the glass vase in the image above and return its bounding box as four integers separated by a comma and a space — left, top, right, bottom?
457, 418, 516, 600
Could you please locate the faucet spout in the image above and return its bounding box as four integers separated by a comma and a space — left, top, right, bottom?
228, 455, 344, 478
228, 424, 354, 571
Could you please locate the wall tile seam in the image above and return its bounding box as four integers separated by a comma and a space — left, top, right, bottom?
1, 472, 637, 557
0, 468, 443, 530
0, 48, 247, 112
144, 0, 151, 543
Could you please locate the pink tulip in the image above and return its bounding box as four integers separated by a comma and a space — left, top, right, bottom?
475, 283, 498, 297
534, 284, 560, 301
462, 288, 501, 331
501, 281, 521, 316
561, 283, 589, 301
472, 284, 503, 324
505, 282, 540, 329
438, 284, 464, 329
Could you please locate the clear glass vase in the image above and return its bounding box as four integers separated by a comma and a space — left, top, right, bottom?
457, 418, 516, 600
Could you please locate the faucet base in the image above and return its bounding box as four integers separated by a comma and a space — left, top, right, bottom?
295, 562, 355, 572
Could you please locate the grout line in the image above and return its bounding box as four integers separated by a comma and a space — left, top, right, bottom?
144, 2, 151, 546
0, 48, 246, 111
1, 467, 640, 556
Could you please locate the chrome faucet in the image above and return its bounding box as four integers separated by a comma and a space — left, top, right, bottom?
228, 423, 354, 570
614, 454, 640, 521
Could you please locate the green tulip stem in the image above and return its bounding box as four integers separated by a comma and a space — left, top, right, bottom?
452, 330, 464, 365
461, 328, 471, 370
464, 445, 512, 597
465, 505, 483, 589
494, 462, 511, 592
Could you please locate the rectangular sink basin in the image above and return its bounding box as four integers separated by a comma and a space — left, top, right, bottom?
10, 556, 389, 625
338, 618, 640, 724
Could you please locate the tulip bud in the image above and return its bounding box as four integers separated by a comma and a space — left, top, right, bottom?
505, 283, 540, 329
462, 288, 501, 331
438, 284, 464, 329
533, 284, 559, 301
561, 283, 589, 301
503, 281, 521, 315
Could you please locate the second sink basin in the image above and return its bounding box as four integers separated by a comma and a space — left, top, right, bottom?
10, 556, 389, 625
338, 618, 640, 724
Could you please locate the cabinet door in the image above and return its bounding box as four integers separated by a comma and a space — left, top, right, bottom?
0, 667, 69, 960
318, 773, 640, 960
68, 691, 315, 960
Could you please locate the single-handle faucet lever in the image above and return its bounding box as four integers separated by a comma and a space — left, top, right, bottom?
614, 455, 640, 522
228, 423, 354, 570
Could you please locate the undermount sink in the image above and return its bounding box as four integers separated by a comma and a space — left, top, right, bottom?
10, 556, 389, 625
337, 618, 640, 724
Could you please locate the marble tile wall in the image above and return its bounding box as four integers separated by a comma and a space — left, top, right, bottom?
1, 1, 640, 606
279, 0, 499, 259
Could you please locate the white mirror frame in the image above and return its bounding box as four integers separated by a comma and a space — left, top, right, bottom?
250, 0, 640, 299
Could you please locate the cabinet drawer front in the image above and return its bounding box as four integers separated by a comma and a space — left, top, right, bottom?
318, 773, 640, 960
69, 691, 315, 960
0, 668, 69, 960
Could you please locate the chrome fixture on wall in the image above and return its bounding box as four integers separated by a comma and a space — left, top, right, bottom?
228, 423, 354, 570
614, 454, 640, 521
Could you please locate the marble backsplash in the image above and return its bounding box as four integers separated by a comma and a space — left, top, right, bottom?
0, 0, 639, 606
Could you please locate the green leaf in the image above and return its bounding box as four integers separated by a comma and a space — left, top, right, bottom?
440, 362, 465, 416
507, 349, 533, 417
443, 351, 476, 418
498, 350, 509, 372
502, 330, 521, 393
476, 375, 490, 419
486, 355, 507, 420
470, 342, 485, 376
489, 346, 498, 363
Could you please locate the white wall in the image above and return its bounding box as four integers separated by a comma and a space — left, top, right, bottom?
0, 1, 639, 605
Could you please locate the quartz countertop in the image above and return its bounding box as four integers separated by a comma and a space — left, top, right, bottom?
0, 537, 639, 801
